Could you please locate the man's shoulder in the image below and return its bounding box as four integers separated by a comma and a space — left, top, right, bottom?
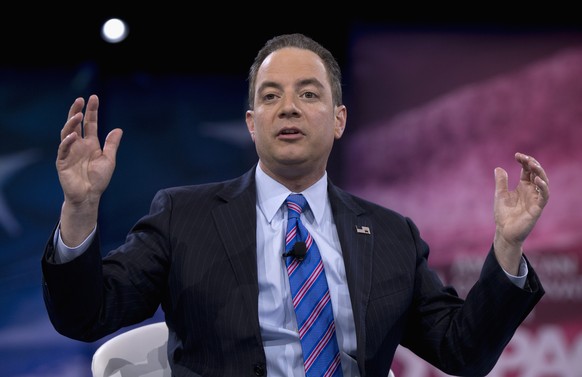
329, 184, 407, 220
157, 166, 256, 202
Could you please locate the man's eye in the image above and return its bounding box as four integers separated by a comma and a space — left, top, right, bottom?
264, 93, 276, 101
303, 92, 316, 99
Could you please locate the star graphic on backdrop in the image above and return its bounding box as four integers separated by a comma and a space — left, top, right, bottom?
198, 121, 254, 147
0, 149, 41, 237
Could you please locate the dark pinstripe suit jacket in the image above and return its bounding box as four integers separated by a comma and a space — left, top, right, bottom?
42, 165, 544, 377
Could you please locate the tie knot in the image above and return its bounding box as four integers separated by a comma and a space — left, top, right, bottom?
286, 194, 306, 219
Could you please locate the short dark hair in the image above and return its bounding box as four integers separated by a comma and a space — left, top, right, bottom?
247, 33, 343, 109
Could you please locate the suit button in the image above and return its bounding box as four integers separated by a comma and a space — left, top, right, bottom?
253, 363, 266, 376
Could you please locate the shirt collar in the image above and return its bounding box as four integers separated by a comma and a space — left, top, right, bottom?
255, 163, 328, 225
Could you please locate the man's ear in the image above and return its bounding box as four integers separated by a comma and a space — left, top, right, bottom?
246, 110, 256, 142
334, 105, 347, 139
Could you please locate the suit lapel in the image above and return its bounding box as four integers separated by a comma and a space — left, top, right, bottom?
328, 183, 374, 372
212, 167, 263, 343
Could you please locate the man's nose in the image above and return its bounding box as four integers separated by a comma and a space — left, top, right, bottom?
279, 95, 301, 117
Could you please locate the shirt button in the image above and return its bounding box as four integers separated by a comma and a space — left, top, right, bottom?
253, 363, 266, 376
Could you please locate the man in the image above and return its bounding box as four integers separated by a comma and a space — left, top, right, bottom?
42, 33, 550, 377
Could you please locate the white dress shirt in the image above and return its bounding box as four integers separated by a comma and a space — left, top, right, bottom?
254, 164, 359, 377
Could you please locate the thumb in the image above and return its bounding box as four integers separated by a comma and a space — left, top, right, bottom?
494, 167, 508, 197
103, 128, 123, 161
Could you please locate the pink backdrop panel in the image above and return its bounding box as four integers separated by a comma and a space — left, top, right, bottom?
345, 30, 582, 377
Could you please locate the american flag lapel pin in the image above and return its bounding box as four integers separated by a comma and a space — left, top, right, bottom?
355, 225, 371, 234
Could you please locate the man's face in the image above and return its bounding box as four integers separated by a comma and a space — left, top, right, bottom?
245, 47, 346, 184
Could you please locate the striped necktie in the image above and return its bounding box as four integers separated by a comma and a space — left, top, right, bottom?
284, 194, 343, 377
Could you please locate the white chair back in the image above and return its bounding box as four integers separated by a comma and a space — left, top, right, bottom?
91, 321, 170, 377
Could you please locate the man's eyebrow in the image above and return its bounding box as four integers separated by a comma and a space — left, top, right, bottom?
257, 81, 283, 93
295, 78, 324, 90
256, 78, 325, 94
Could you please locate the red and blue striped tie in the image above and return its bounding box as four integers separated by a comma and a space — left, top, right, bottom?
284, 194, 343, 377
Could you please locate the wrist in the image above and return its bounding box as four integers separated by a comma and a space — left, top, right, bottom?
493, 233, 523, 275
59, 200, 99, 247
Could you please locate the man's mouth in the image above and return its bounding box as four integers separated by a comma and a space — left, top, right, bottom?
279, 128, 302, 136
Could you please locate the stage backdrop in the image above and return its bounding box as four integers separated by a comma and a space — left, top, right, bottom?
0, 66, 254, 376
344, 27, 582, 376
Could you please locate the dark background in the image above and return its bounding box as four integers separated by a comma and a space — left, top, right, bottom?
3, 8, 581, 75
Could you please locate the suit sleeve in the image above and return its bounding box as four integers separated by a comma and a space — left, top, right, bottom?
400, 218, 544, 376
41, 190, 173, 342
42, 224, 108, 341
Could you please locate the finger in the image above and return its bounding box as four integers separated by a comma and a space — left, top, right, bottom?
530, 158, 549, 186
533, 171, 550, 205
82, 94, 100, 138
515, 153, 540, 182
57, 132, 79, 162
515, 152, 550, 206
515, 152, 534, 180
61, 97, 85, 141
66, 97, 85, 121
515, 152, 542, 174
515, 152, 550, 187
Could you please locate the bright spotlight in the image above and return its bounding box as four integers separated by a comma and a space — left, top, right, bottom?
101, 18, 129, 44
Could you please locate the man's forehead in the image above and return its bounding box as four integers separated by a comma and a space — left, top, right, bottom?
257, 48, 329, 87
260, 48, 325, 74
